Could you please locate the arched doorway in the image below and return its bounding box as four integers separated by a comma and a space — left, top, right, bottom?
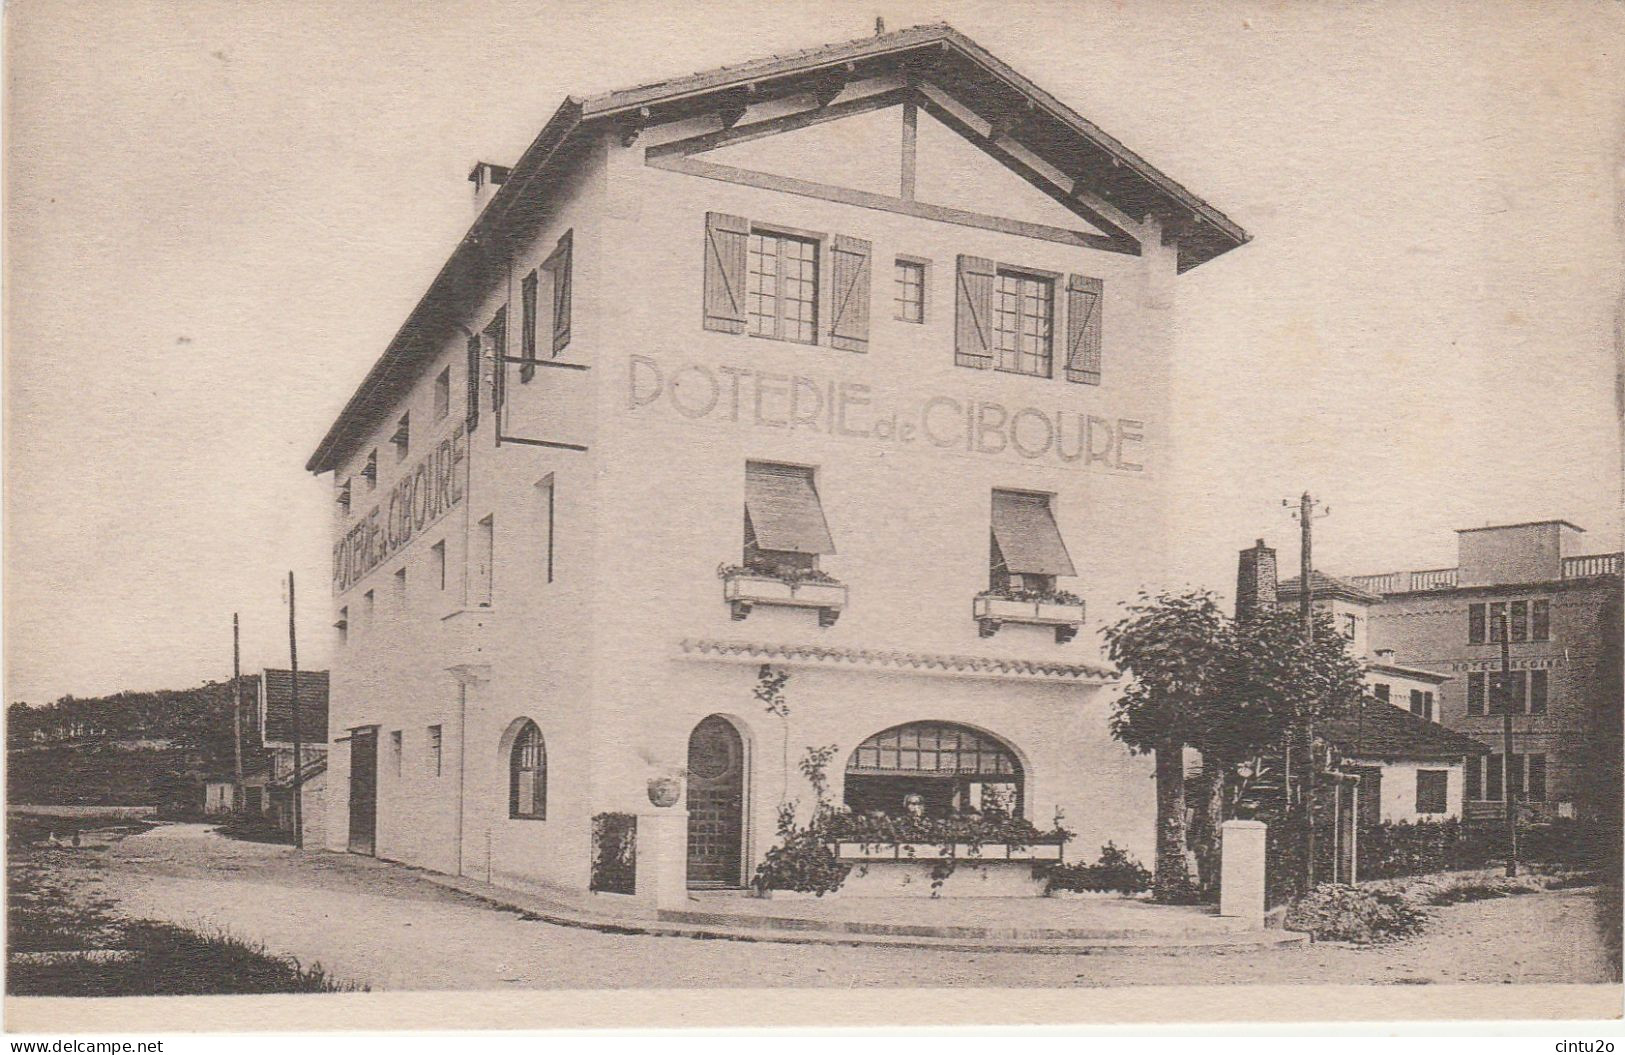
844, 722, 1025, 819
686, 715, 745, 888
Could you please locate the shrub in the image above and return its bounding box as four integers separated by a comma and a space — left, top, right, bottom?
589, 812, 636, 895
1043, 842, 1152, 895
1358, 818, 1462, 880
1284, 883, 1429, 943
752, 804, 851, 896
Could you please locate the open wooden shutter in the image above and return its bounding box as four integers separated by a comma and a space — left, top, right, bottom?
520, 270, 538, 383
954, 255, 994, 368
465, 333, 482, 430
549, 229, 573, 354
487, 308, 507, 415
703, 212, 749, 334
828, 234, 871, 352
1065, 274, 1103, 385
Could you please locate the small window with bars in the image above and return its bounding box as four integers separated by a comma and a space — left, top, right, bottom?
747, 229, 819, 344
993, 269, 1054, 378
894, 258, 926, 323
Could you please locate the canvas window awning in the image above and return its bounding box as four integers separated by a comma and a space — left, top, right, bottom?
745, 462, 835, 554
991, 490, 1075, 576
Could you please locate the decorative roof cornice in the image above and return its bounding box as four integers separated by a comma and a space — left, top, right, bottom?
676, 638, 1117, 684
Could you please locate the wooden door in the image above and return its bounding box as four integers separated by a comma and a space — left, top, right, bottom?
347, 727, 378, 856
686, 716, 744, 887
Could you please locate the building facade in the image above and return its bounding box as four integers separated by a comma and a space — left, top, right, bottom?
306, 25, 1249, 906
1346, 521, 1623, 825
1236, 541, 1484, 827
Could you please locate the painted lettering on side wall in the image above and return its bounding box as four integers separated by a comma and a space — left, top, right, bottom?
332, 422, 467, 594
625, 355, 1148, 473
1449, 657, 1564, 672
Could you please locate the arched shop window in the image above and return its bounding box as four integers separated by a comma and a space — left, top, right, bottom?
844, 722, 1023, 819
509, 721, 547, 820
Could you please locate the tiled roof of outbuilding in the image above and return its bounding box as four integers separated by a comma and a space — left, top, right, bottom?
1322, 701, 1490, 762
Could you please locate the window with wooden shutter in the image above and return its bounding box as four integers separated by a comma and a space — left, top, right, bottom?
1510, 600, 1528, 641
1531, 599, 1551, 641
703, 212, 749, 334
828, 234, 871, 352
954, 255, 995, 368
1526, 754, 1546, 802
1489, 601, 1507, 641
486, 307, 507, 416
1529, 669, 1549, 714
546, 230, 572, 355
466, 333, 482, 429
1486, 753, 1504, 801
989, 489, 1075, 591
520, 270, 538, 383
1468, 603, 1485, 644
1415, 770, 1448, 814
743, 462, 835, 570
1065, 274, 1104, 385
1409, 689, 1424, 716
1466, 672, 1485, 715
1466, 757, 1482, 801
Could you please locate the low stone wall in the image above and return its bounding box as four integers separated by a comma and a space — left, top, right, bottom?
839, 859, 1046, 897
9, 804, 158, 819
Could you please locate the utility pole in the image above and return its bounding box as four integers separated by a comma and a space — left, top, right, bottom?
1285, 491, 1330, 889
232, 614, 244, 810
288, 571, 303, 849
1498, 613, 1518, 877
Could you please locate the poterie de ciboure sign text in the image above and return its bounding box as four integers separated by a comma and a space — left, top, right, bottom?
332, 423, 467, 594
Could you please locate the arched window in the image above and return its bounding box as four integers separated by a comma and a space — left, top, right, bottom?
844, 722, 1024, 819
509, 721, 546, 820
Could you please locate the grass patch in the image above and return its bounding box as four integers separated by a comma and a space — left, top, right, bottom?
7, 824, 359, 995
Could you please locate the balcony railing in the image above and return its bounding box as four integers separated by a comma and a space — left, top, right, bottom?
1563, 552, 1622, 579
1347, 572, 1401, 595
1410, 567, 1458, 591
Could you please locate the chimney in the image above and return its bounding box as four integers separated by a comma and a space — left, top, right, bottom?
1236, 539, 1278, 622
1374, 647, 1396, 665
469, 161, 511, 215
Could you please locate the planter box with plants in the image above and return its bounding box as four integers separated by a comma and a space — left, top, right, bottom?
754, 807, 1074, 899
720, 564, 847, 627
973, 590, 1086, 643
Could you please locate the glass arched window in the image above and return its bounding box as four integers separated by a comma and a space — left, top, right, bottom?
844, 722, 1023, 819
509, 721, 546, 820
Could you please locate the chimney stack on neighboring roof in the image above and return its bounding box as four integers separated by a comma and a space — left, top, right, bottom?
1236, 538, 1278, 623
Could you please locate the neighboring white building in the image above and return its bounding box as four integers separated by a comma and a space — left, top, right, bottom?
305, 25, 1250, 906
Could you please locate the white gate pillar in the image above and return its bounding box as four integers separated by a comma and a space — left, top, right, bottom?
1219, 819, 1268, 925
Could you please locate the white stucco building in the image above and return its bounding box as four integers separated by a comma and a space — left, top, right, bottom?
305, 25, 1249, 907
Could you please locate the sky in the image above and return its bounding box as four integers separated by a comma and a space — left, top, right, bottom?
6, 0, 1622, 704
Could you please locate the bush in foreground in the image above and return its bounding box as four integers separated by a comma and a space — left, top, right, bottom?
1283, 883, 1429, 943
1043, 843, 1153, 895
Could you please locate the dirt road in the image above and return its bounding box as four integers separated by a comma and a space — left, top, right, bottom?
72, 823, 1621, 990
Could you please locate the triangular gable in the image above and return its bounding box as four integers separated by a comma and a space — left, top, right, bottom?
697, 97, 1115, 239
647, 83, 1132, 252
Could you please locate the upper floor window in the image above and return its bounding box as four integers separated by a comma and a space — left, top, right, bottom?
509, 720, 547, 820
993, 270, 1053, 377
1510, 600, 1528, 642
1468, 603, 1485, 644
743, 461, 834, 574
427, 724, 443, 777
989, 489, 1075, 595
748, 229, 819, 344
1531, 599, 1551, 641
434, 367, 451, 421
895, 258, 926, 323
392, 413, 410, 461
1341, 613, 1357, 640
1488, 601, 1507, 642
361, 449, 378, 492
1409, 689, 1435, 722
1529, 669, 1549, 714
336, 478, 351, 516
1372, 683, 1390, 704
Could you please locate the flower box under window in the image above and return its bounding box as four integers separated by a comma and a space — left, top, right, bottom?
723, 570, 846, 627
830, 840, 1064, 862
973, 594, 1085, 643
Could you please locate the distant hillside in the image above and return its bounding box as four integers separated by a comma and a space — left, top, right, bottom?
7, 677, 261, 807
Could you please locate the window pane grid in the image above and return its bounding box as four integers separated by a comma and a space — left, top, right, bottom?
748, 231, 818, 343
994, 272, 1052, 377
894, 260, 924, 322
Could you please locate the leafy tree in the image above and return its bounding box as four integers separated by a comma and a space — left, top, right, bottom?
1103, 590, 1234, 902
